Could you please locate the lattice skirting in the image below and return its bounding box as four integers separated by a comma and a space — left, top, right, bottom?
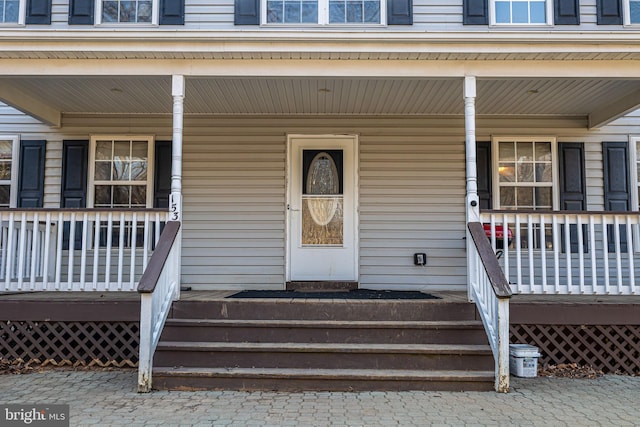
511, 324, 640, 375
0, 321, 139, 367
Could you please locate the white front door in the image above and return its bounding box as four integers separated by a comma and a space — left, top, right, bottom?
287, 135, 358, 281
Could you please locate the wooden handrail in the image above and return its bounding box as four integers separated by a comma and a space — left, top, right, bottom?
468, 222, 512, 299
481, 209, 640, 216
137, 221, 181, 294
0, 208, 167, 213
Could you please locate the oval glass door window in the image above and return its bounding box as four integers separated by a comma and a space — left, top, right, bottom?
302, 150, 343, 245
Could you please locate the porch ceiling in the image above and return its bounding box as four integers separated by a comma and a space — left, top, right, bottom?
1, 76, 640, 127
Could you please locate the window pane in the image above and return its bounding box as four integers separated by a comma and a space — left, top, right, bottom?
102, 1, 119, 22
95, 162, 112, 180
113, 162, 130, 181
363, 1, 379, 22
120, 0, 136, 22
535, 142, 551, 161
499, 163, 515, 182
346, 0, 363, 22
0, 141, 12, 159
499, 142, 515, 161
131, 186, 147, 206
517, 187, 533, 207
114, 141, 130, 160
113, 185, 131, 206
512, 1, 528, 23
329, 1, 345, 22
96, 141, 112, 160
517, 163, 534, 182
302, 197, 343, 245
95, 185, 112, 206
131, 141, 147, 160
535, 187, 552, 208
0, 185, 9, 206
285, 1, 301, 22
267, 0, 284, 22
131, 161, 147, 181
632, 1, 640, 23
0, 161, 10, 180
5, 0, 19, 22
535, 163, 552, 182
495, 1, 510, 23
530, 1, 545, 23
500, 187, 515, 208
518, 142, 533, 161
301, 1, 318, 22
138, 1, 152, 22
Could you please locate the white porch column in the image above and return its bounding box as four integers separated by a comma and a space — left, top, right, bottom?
464, 75, 479, 222
170, 74, 184, 301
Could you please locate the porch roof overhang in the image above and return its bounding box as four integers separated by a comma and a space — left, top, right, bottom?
1, 30, 640, 129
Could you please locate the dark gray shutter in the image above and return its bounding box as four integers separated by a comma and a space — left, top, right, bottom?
26, 0, 52, 24
387, 0, 412, 25
159, 0, 184, 24
603, 141, 630, 251
559, 143, 587, 253
17, 140, 46, 208
61, 140, 88, 249
596, 0, 622, 25
154, 141, 172, 208
235, 0, 259, 25
476, 141, 492, 210
69, 0, 94, 24
463, 0, 488, 25
555, 0, 580, 25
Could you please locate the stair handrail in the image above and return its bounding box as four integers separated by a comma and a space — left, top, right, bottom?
467, 221, 512, 392
137, 220, 181, 392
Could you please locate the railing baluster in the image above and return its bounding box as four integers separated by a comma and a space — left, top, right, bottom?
5, 213, 15, 290
29, 212, 40, 291
577, 215, 585, 294
626, 216, 634, 295
67, 213, 76, 291
17, 213, 28, 291
502, 214, 510, 286
614, 216, 623, 293
540, 214, 547, 293
117, 212, 125, 291
55, 212, 63, 290
92, 213, 101, 290
552, 215, 560, 293
42, 213, 52, 291
602, 215, 610, 294
564, 214, 572, 294
515, 215, 522, 292
80, 213, 89, 290
527, 214, 534, 293
589, 216, 597, 294
130, 213, 138, 291
143, 212, 150, 270
105, 212, 113, 291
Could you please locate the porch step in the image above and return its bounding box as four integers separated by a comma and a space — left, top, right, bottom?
161, 319, 488, 344
152, 367, 495, 392
153, 298, 494, 392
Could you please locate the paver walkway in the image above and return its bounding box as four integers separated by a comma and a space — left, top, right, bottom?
1, 370, 639, 426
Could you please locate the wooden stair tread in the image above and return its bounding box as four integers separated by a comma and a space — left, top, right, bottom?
164, 319, 484, 328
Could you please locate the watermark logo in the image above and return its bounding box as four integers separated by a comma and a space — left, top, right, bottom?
1, 405, 68, 427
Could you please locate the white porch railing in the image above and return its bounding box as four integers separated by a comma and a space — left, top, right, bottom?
138, 221, 181, 392
467, 222, 511, 393
481, 210, 640, 295
0, 209, 169, 292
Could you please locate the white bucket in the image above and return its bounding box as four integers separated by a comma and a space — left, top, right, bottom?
509, 344, 541, 377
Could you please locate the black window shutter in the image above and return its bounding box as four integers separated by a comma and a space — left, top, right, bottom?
555, 0, 580, 25
476, 141, 492, 210
159, 0, 184, 24
235, 0, 260, 25
69, 0, 94, 24
154, 141, 172, 208
559, 142, 587, 253
603, 141, 630, 252
463, 0, 488, 25
61, 140, 88, 250
387, 0, 412, 25
17, 140, 46, 208
26, 0, 52, 24
596, 0, 622, 25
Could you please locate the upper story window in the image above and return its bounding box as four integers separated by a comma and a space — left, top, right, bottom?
491, 0, 552, 25
624, 0, 640, 24
264, 0, 384, 24
0, 135, 18, 208
88, 136, 153, 208
97, 0, 157, 24
492, 137, 558, 210
0, 0, 24, 24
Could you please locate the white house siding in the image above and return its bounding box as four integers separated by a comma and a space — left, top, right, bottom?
37, 0, 621, 33
2, 103, 640, 290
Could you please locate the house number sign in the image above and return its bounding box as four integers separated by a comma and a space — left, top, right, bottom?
170, 193, 182, 222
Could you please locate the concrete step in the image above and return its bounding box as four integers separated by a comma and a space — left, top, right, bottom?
160, 319, 488, 344
169, 300, 478, 321
152, 367, 495, 392
154, 342, 494, 371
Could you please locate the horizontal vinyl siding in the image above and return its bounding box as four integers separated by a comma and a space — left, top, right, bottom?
37, 0, 629, 33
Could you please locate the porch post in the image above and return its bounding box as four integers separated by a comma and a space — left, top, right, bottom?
464, 76, 479, 302
170, 74, 184, 301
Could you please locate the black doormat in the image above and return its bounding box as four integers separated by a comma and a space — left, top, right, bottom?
227, 289, 440, 300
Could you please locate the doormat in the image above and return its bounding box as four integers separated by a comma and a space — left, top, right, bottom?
227, 289, 440, 300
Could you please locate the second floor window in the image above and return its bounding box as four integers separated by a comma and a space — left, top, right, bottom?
626, 0, 640, 24
492, 0, 550, 25
265, 0, 383, 24
0, 0, 23, 24
99, 0, 156, 24
0, 136, 18, 208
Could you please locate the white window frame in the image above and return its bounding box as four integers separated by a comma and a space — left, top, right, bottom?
624, 0, 640, 25
0, 134, 20, 208
630, 136, 640, 210
94, 0, 159, 26
489, 0, 553, 26
0, 0, 26, 26
261, 0, 387, 26
87, 135, 155, 209
491, 136, 559, 210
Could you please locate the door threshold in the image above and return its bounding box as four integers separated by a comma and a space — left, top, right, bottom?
286, 281, 358, 292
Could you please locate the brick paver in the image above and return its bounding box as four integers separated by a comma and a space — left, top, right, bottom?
1, 370, 639, 426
